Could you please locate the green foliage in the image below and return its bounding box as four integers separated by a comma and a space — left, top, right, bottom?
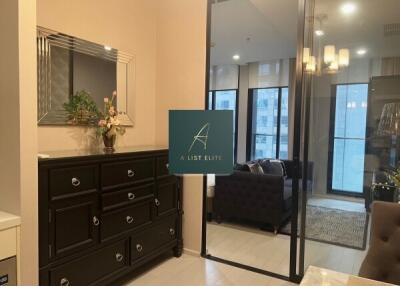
386, 167, 400, 189
372, 168, 400, 193
63, 90, 100, 124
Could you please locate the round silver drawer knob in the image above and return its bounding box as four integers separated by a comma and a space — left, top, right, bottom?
71, 177, 80, 187
115, 253, 124, 262
127, 169, 135, 178
169, 228, 175, 236
60, 278, 70, 286
126, 216, 134, 224
128, 192, 135, 200
93, 216, 100, 226
136, 244, 143, 252
155, 198, 161, 207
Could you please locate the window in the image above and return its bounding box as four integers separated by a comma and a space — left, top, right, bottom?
208, 89, 238, 159
328, 83, 368, 195
248, 87, 289, 160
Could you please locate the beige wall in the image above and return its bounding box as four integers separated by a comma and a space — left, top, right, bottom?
155, 0, 208, 253
0, 0, 39, 284
37, 0, 158, 152
0, 0, 20, 215
19, 0, 39, 283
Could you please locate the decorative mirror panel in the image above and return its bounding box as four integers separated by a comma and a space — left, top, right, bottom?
37, 26, 134, 126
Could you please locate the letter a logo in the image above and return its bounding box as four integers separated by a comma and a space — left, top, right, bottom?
188, 123, 210, 152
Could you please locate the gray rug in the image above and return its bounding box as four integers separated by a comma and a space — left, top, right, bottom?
281, 205, 369, 250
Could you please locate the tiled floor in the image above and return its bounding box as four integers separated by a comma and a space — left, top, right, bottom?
124, 197, 368, 286
206, 197, 368, 276
124, 254, 295, 286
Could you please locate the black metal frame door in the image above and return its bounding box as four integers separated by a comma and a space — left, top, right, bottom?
201, 0, 308, 284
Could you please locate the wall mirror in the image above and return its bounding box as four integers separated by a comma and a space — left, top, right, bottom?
37, 26, 134, 126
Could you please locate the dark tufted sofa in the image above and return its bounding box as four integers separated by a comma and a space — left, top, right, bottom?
359, 201, 400, 285
213, 160, 312, 233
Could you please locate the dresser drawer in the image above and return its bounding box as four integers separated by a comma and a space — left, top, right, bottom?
101, 158, 155, 190
156, 156, 169, 177
49, 165, 98, 199
49, 239, 129, 286
101, 183, 155, 211
131, 215, 177, 262
101, 201, 152, 241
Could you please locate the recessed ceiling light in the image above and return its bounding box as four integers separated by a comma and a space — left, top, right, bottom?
315, 30, 325, 36
341, 2, 357, 15
104, 46, 112, 51
357, 49, 367, 55
233, 54, 240, 61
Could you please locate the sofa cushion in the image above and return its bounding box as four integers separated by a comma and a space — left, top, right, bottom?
260, 159, 285, 176
272, 159, 287, 178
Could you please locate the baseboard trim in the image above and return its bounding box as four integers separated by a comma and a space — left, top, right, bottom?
183, 248, 201, 257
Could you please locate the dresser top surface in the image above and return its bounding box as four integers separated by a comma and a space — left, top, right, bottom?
0, 211, 21, 231
38, 145, 168, 162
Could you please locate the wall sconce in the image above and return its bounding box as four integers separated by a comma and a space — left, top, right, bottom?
324, 45, 336, 64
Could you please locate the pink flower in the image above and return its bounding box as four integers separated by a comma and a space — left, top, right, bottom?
112, 91, 117, 97
98, 120, 107, 127
104, 98, 109, 103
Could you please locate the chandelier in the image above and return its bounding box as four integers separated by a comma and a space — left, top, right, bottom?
302, 14, 350, 74
303, 45, 350, 74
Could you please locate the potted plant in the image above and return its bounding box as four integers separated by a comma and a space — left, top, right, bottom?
372, 168, 399, 202
97, 91, 125, 151
63, 90, 99, 124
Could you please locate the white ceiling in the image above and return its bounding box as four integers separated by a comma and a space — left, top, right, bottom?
312, 0, 400, 59
210, 0, 400, 66
210, 0, 298, 65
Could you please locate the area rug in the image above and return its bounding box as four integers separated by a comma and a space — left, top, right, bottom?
280, 205, 369, 250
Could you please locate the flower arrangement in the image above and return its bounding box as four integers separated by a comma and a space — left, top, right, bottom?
97, 91, 125, 150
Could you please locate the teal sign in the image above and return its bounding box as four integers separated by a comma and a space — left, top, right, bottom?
169, 110, 233, 174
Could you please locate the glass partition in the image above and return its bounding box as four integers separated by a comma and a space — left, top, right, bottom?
205, 0, 298, 279
298, 0, 400, 278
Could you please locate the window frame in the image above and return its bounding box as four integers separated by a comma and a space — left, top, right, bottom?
246, 86, 289, 161
207, 88, 239, 162
327, 82, 369, 198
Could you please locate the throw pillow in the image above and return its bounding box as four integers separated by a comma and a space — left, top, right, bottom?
247, 163, 264, 174
234, 163, 250, 172
270, 159, 287, 178
260, 159, 284, 176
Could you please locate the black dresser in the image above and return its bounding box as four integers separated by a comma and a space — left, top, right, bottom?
38, 147, 183, 286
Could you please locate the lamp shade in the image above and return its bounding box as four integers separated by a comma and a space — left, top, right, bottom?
338, 49, 350, 66
324, 45, 336, 64
303, 47, 310, 64
377, 102, 400, 135
305, 56, 316, 72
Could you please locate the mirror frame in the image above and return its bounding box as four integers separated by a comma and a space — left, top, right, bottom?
37, 26, 134, 126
